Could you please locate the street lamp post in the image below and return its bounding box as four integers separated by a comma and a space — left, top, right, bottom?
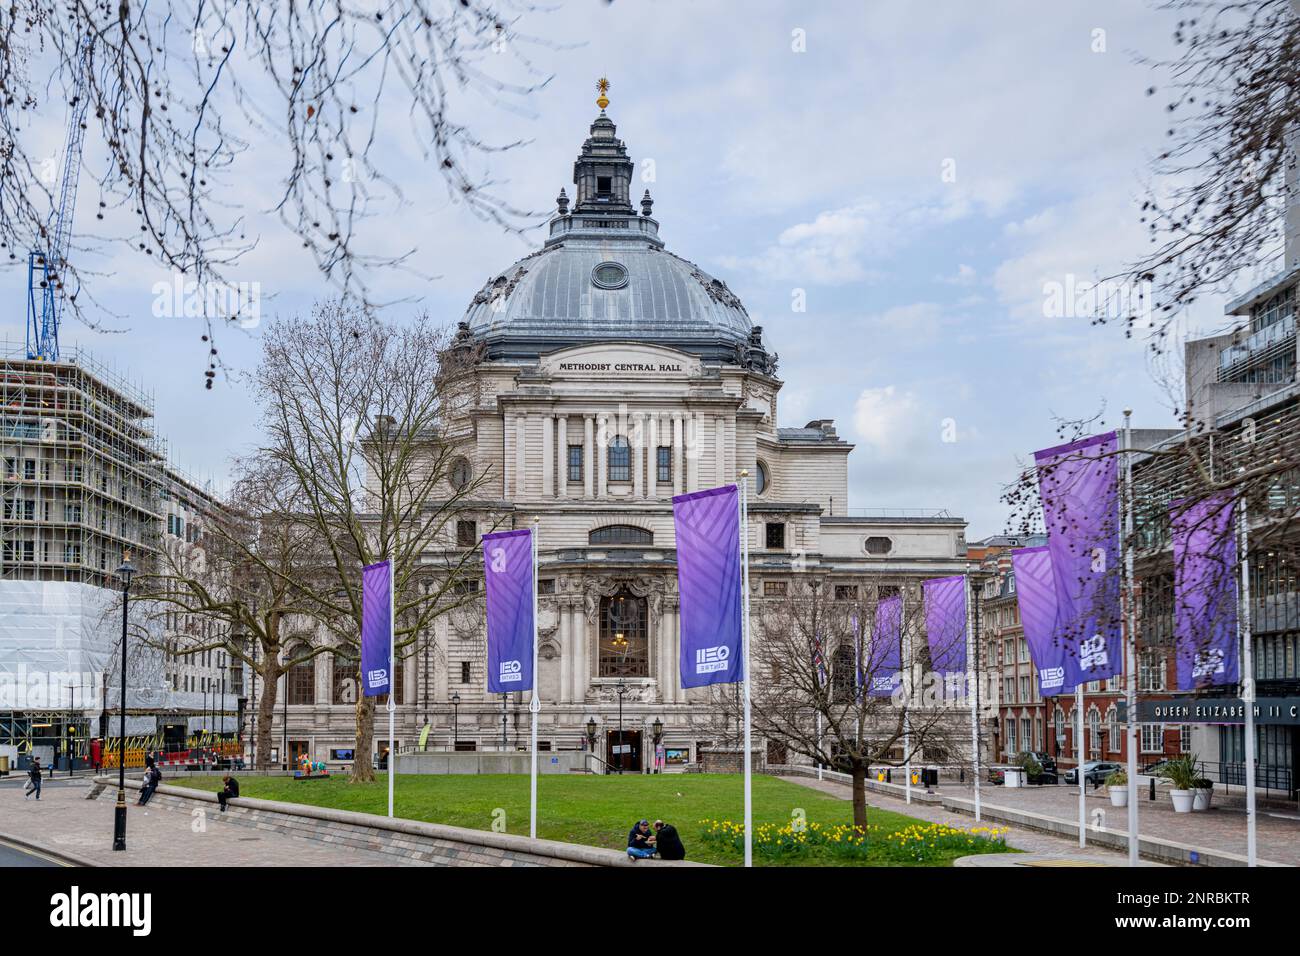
451, 692, 460, 752
112, 553, 134, 852
585, 717, 597, 757
652, 717, 663, 775
615, 679, 627, 774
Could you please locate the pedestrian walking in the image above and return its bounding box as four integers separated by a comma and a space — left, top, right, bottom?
24, 757, 42, 800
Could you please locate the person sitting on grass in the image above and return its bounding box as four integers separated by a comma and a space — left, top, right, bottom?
627, 819, 657, 860
652, 819, 685, 860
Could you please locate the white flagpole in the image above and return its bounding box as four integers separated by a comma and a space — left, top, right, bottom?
738, 474, 754, 869
530, 520, 540, 840
1122, 410, 1139, 866
1238, 492, 1257, 867
903, 603, 912, 805
387, 558, 395, 819
816, 711, 823, 781
1076, 684, 1086, 847
965, 569, 981, 822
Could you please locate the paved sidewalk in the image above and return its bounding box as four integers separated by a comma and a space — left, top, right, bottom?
0, 781, 417, 867
783, 774, 1299, 865
781, 776, 1141, 864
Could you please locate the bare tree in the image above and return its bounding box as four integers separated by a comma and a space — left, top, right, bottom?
0, 1, 552, 355
720, 578, 971, 828
252, 300, 491, 782
135, 456, 333, 769
1111, 0, 1299, 344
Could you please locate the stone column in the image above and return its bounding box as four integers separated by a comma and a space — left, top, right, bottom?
542, 414, 554, 498
646, 415, 659, 500
715, 415, 726, 485
558, 604, 571, 703
583, 415, 595, 499
671, 415, 684, 496
596, 414, 608, 499
503, 411, 514, 498
514, 415, 527, 498
571, 601, 588, 703
685, 415, 699, 493
557, 416, 569, 499
632, 414, 644, 499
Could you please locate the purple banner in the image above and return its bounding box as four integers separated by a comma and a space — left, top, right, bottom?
673, 485, 744, 688
923, 575, 967, 676
868, 594, 902, 697
1011, 546, 1067, 696
482, 529, 535, 694
1034, 431, 1122, 692
361, 560, 392, 697
1171, 493, 1239, 690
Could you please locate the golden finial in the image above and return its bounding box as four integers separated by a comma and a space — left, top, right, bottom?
596, 76, 610, 111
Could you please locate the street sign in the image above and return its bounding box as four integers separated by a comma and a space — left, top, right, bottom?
1133, 697, 1300, 725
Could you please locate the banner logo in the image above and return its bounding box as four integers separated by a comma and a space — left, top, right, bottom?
499, 659, 523, 683
1039, 666, 1065, 690
366, 668, 388, 687
1192, 649, 1227, 679
695, 645, 730, 674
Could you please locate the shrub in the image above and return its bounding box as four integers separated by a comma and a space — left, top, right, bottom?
1105, 770, 1126, 787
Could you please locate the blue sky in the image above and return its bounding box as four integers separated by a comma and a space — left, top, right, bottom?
5, 1, 1259, 536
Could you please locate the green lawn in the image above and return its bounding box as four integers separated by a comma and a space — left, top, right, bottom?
170, 772, 1010, 866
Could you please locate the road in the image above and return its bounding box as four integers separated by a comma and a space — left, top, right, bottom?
0, 838, 62, 867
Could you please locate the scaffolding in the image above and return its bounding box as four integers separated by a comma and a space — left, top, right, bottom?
0, 340, 165, 588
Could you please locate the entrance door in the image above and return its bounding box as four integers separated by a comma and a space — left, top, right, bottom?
606, 729, 642, 773
289, 739, 310, 769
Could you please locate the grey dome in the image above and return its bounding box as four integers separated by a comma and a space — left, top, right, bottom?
463, 239, 755, 362
457, 108, 776, 372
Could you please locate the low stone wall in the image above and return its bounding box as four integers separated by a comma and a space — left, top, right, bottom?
394, 750, 596, 775
90, 777, 705, 868
698, 748, 765, 774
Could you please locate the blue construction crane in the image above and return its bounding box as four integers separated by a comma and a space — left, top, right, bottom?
26, 37, 93, 363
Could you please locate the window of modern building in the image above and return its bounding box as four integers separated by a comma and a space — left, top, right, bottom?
765, 522, 785, 550
589, 525, 653, 546
456, 519, 477, 548
598, 588, 648, 678
607, 436, 631, 481
656, 446, 672, 483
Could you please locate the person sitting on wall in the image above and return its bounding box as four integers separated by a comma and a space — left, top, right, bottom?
652, 819, 685, 860
627, 819, 657, 861
218, 774, 240, 813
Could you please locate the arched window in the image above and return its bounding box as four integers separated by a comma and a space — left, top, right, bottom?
755, 460, 769, 496
1106, 705, 1120, 752
607, 436, 631, 482
1053, 705, 1065, 746
286, 648, 315, 705
832, 645, 857, 703
598, 588, 648, 677
1088, 706, 1102, 756
589, 525, 653, 546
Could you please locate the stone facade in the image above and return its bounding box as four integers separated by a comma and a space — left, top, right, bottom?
260, 96, 969, 773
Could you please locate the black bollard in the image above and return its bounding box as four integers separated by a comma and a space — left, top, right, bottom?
1149, 776, 1156, 801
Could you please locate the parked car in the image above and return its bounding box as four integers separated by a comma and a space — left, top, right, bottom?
1064, 760, 1123, 786
1014, 751, 1058, 783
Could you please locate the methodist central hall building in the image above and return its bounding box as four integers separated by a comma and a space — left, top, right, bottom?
267, 90, 969, 772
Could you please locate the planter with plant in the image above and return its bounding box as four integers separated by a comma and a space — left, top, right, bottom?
1105, 769, 1128, 807
1192, 776, 1214, 811
1160, 755, 1198, 813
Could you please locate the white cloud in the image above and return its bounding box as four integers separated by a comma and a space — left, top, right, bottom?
853, 385, 920, 455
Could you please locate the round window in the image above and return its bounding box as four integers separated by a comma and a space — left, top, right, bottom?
592, 261, 629, 290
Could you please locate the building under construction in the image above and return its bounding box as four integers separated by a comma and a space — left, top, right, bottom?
0, 343, 237, 774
